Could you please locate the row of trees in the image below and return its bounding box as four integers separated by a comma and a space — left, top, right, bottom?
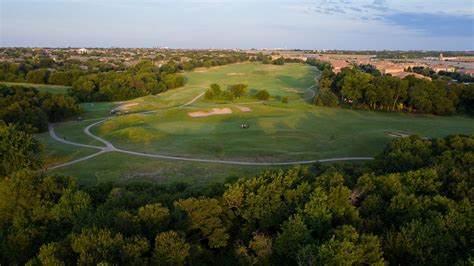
408, 66, 474, 83
1, 125, 472, 265
69, 61, 186, 102
0, 85, 80, 132
314, 66, 474, 115
204, 83, 270, 101
1, 51, 250, 103
67, 56, 251, 101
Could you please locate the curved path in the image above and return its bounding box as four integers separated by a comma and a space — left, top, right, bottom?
47, 78, 374, 170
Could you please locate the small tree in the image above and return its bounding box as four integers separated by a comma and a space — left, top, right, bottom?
210, 83, 221, 96
205, 83, 222, 100
228, 84, 248, 98
255, 89, 270, 101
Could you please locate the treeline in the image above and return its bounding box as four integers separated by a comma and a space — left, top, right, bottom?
205, 83, 270, 101
0, 85, 80, 132
314, 66, 474, 115
1, 52, 249, 102
0, 124, 472, 265
408, 66, 474, 83
249, 53, 306, 65
69, 61, 185, 102
0, 59, 122, 85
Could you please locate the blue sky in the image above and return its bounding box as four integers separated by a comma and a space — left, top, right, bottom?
1, 0, 473, 50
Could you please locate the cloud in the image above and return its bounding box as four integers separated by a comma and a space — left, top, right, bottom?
383, 12, 474, 37
306, 0, 474, 38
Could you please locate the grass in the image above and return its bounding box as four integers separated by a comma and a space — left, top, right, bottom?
49, 152, 271, 186
95, 104, 474, 162
41, 62, 474, 186
0, 82, 71, 94
53, 120, 104, 147
186, 62, 318, 102
79, 102, 117, 120
36, 132, 98, 167
118, 62, 319, 113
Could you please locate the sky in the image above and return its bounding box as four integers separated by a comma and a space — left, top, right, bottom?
1, 0, 473, 50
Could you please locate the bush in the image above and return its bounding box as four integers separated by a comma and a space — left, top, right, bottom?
314, 88, 340, 107
255, 89, 270, 101
228, 84, 247, 98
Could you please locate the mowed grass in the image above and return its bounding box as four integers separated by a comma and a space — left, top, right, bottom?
79, 102, 117, 120
0, 82, 71, 94
49, 152, 271, 186
95, 104, 474, 162
53, 120, 104, 147
42, 62, 474, 186
119, 63, 319, 113
186, 62, 319, 102
36, 132, 98, 168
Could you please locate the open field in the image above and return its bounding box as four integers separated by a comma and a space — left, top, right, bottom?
95, 104, 474, 162
0, 81, 71, 94
41, 62, 474, 186
36, 132, 98, 167
49, 152, 271, 186
118, 62, 319, 113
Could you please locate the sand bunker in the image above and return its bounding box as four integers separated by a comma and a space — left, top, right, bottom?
227, 72, 245, 76
284, 88, 304, 94
118, 103, 139, 111
188, 108, 233, 117
236, 106, 252, 112
386, 132, 410, 138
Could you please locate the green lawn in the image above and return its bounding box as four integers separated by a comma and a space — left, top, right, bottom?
95, 104, 474, 162
79, 102, 117, 120
53, 120, 104, 147
0, 82, 71, 94
49, 152, 271, 186
36, 132, 98, 168
118, 62, 319, 113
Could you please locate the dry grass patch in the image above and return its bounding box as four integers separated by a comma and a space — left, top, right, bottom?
236, 106, 252, 112
284, 88, 304, 94
188, 108, 233, 117
227, 72, 246, 76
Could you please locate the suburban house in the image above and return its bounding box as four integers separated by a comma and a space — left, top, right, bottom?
458, 69, 474, 77
430, 65, 456, 73
391, 71, 432, 80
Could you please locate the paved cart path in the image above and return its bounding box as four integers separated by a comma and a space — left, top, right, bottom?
47, 76, 373, 170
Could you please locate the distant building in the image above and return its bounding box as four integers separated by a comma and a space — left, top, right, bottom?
438, 53, 457, 61
77, 48, 89, 54
458, 69, 474, 77
430, 65, 456, 73
373, 62, 404, 75
331, 60, 349, 73
391, 72, 432, 80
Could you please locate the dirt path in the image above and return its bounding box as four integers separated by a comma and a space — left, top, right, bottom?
47, 74, 373, 170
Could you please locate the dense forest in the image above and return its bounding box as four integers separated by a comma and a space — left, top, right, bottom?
0, 85, 80, 132
1, 120, 472, 265
312, 61, 474, 115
